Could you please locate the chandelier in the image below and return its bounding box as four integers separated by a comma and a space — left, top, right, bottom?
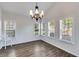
30, 3, 44, 22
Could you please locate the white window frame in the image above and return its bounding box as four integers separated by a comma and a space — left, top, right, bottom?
48, 21, 55, 38
59, 17, 73, 43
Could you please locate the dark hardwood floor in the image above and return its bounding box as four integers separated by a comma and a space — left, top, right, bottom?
0, 40, 75, 57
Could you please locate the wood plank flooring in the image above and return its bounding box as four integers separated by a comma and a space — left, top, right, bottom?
0, 40, 75, 57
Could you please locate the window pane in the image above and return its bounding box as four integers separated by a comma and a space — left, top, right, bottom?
48, 21, 55, 37
41, 23, 48, 36
0, 20, 1, 37
34, 23, 40, 35
60, 17, 73, 41
4, 20, 16, 37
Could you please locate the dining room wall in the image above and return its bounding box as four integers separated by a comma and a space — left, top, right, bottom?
2, 10, 39, 46
41, 2, 79, 56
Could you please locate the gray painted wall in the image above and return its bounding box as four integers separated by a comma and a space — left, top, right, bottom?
2, 10, 39, 46
42, 3, 79, 56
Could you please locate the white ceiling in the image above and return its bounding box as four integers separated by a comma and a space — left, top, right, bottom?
0, 2, 56, 16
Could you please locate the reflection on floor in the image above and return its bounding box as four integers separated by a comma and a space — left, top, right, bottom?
0, 40, 75, 57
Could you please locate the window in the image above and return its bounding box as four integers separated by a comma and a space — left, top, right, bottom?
4, 20, 16, 37
60, 17, 73, 42
34, 23, 40, 35
41, 23, 48, 36
48, 21, 55, 37
0, 20, 1, 37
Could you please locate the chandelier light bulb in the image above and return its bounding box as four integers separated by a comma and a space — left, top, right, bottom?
30, 10, 33, 16
35, 9, 39, 14
41, 11, 44, 16
40, 10, 44, 18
